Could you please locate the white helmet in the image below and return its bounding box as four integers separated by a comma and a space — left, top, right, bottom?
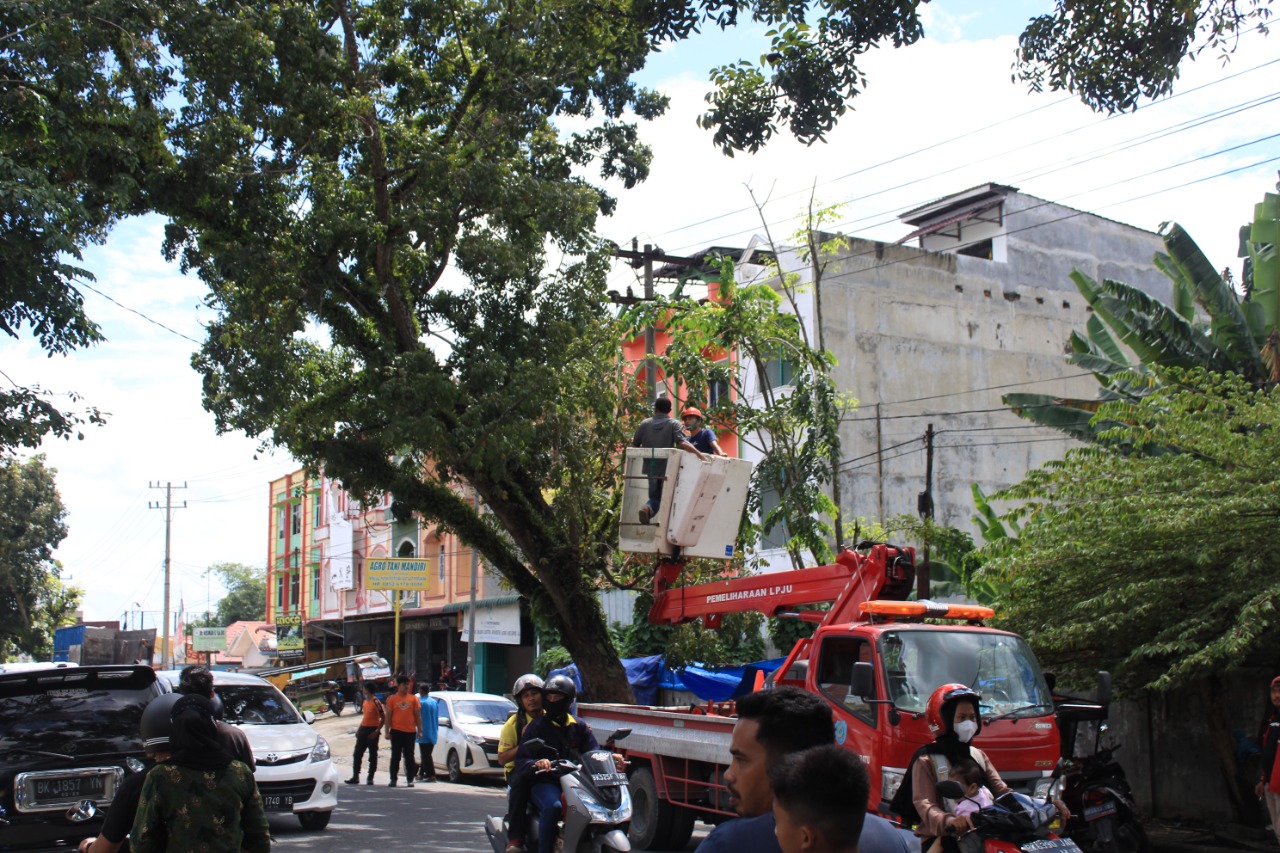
512, 673, 544, 697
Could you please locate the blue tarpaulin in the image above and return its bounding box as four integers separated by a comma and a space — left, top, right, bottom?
609, 656, 786, 703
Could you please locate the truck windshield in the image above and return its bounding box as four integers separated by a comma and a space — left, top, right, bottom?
879, 630, 1052, 719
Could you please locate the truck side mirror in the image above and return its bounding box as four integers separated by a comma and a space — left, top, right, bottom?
1096, 671, 1112, 705
850, 661, 875, 698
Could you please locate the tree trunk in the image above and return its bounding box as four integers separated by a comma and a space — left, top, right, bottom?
555, 586, 634, 703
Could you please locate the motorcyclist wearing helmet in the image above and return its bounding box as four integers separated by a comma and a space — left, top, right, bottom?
891, 684, 1011, 848
500, 674, 546, 853
681, 407, 728, 457
76, 693, 183, 853
514, 675, 624, 853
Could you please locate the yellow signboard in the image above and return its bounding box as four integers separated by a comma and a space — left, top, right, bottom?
366, 557, 432, 591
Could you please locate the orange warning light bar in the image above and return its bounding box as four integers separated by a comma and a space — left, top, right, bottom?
860, 600, 995, 620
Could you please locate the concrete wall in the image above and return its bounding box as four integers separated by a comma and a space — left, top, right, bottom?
1102, 669, 1273, 824
814, 192, 1170, 539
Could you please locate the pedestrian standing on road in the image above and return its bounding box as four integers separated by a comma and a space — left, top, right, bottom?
632, 396, 708, 524
348, 682, 385, 785
130, 694, 269, 853
417, 683, 440, 782
682, 407, 728, 457
1256, 675, 1280, 844
384, 675, 422, 787
178, 665, 255, 770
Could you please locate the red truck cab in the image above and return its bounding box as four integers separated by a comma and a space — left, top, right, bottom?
782, 618, 1059, 813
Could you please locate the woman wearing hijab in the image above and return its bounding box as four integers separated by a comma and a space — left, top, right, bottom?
130, 694, 270, 853
1256, 675, 1280, 844
890, 684, 1010, 851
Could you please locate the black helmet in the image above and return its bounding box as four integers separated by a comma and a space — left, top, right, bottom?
543, 674, 577, 720
141, 694, 183, 751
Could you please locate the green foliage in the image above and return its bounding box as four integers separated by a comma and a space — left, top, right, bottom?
534, 646, 573, 679
983, 370, 1280, 692
205, 562, 267, 626
663, 612, 766, 671
0, 455, 79, 659
0, 0, 169, 451
767, 613, 816, 652
1015, 1, 1273, 113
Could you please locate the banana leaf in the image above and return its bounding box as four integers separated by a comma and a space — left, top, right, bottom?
1160, 222, 1261, 370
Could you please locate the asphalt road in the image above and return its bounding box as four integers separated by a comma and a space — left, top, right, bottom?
287, 708, 709, 853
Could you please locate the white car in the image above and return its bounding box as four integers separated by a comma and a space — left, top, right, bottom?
431, 691, 516, 782
160, 670, 341, 829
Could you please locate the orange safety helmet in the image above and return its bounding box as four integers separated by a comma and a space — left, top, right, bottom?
681, 407, 704, 420
926, 683, 982, 738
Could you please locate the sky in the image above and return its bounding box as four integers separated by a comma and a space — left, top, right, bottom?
8, 1, 1278, 629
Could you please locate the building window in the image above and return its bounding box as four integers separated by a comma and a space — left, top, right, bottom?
759, 486, 790, 551
760, 351, 795, 391
276, 573, 288, 610
291, 503, 302, 536
276, 505, 285, 539
439, 544, 446, 588
311, 563, 321, 601
289, 571, 301, 608
709, 359, 731, 407
313, 494, 321, 529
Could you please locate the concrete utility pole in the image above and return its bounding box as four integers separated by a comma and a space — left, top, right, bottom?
916, 425, 935, 600
149, 481, 187, 670
465, 486, 481, 692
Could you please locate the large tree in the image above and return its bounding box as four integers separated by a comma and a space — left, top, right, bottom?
0, 0, 168, 451
0, 455, 79, 659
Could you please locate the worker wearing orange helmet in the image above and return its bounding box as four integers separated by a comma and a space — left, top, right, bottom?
681, 406, 728, 457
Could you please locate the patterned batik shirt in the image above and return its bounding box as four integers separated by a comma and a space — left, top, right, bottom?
130, 760, 270, 853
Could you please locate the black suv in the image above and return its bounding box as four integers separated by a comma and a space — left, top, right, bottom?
0, 665, 166, 850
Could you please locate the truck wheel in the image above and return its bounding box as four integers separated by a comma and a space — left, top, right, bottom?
297, 810, 332, 830
629, 767, 674, 850
664, 805, 695, 850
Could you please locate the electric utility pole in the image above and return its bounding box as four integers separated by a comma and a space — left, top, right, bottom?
916, 425, 935, 600
609, 243, 697, 400
149, 481, 188, 669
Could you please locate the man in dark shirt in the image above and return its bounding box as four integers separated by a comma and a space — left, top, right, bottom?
696, 688, 916, 853
179, 665, 255, 770
632, 397, 707, 523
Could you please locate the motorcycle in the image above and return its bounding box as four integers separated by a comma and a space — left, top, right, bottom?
1046, 673, 1146, 853
937, 781, 1081, 853
323, 680, 345, 715
485, 729, 632, 853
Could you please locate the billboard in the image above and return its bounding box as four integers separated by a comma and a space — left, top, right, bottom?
276, 614, 304, 660
365, 557, 431, 590
192, 627, 227, 652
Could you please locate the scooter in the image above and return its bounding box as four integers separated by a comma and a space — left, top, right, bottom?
938, 781, 1082, 853
323, 680, 345, 715
485, 729, 632, 853
1048, 673, 1146, 853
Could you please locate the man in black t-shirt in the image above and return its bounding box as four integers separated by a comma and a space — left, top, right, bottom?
632, 397, 707, 523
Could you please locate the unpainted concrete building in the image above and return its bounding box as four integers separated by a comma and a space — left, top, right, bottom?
737, 183, 1171, 557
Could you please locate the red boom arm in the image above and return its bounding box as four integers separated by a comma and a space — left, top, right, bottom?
647, 544, 916, 628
